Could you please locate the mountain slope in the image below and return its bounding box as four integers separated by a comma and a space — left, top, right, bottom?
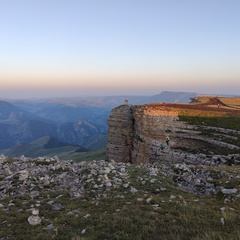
0, 101, 38, 121
1, 135, 88, 158
0, 100, 107, 151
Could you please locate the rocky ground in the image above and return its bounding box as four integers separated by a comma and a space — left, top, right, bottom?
1, 154, 240, 208
0, 154, 238, 200
1, 154, 240, 239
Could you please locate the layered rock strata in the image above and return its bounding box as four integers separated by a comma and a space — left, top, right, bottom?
106, 104, 240, 164
107, 105, 189, 164
106, 105, 134, 163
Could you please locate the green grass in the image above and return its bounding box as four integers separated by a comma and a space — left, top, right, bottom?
1, 164, 240, 240
62, 149, 106, 162
179, 116, 240, 131
177, 115, 240, 155
174, 145, 240, 155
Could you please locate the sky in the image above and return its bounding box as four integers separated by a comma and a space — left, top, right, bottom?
0, 0, 240, 99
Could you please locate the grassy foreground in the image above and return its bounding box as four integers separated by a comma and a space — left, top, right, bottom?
1, 164, 240, 240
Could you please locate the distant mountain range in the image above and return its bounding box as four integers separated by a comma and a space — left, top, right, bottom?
5, 91, 199, 108
0, 91, 201, 159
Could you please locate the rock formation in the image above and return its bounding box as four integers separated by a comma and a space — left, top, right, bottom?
106, 105, 134, 163
0, 154, 238, 200
28, 209, 41, 225
106, 104, 240, 165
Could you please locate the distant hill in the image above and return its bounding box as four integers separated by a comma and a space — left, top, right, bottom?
150, 91, 198, 103
0, 100, 38, 121
0, 100, 107, 152
1, 135, 88, 158
8, 91, 198, 109
0, 101, 57, 149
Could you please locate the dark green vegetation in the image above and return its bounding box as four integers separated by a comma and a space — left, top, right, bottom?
172, 96, 240, 156
179, 115, 240, 131
178, 114, 240, 155
1, 135, 107, 161
1, 164, 240, 240
60, 149, 106, 162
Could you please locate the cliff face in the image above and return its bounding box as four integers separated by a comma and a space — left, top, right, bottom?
106, 104, 193, 164
106, 105, 134, 163
106, 104, 240, 165
130, 106, 180, 164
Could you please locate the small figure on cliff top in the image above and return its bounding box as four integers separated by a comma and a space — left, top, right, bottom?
166, 135, 170, 146
163, 102, 166, 107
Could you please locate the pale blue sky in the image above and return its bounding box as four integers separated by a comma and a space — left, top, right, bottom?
0, 0, 240, 98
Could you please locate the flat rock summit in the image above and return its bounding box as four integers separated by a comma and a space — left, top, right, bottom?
107, 97, 240, 165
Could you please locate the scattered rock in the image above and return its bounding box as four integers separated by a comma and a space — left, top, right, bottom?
52, 203, 64, 211
221, 188, 238, 194
130, 186, 138, 194
28, 209, 41, 225
0, 154, 239, 207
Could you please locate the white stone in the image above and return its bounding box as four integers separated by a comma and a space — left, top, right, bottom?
83, 214, 91, 219
18, 170, 29, 181
28, 209, 41, 225
170, 195, 176, 199
146, 198, 152, 203
221, 188, 238, 194
130, 186, 138, 194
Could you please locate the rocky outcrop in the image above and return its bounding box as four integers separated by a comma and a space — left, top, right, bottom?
106, 105, 134, 163
0, 154, 238, 200
106, 104, 240, 165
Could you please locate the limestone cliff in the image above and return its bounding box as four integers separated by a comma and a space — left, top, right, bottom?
106, 105, 134, 163
106, 103, 240, 165
106, 104, 190, 164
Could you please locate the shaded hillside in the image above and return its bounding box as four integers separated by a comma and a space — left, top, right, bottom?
0, 118, 57, 149
78, 134, 108, 151
0, 101, 37, 121
0, 100, 107, 152
1, 135, 88, 158
34, 105, 110, 126
0, 101, 57, 149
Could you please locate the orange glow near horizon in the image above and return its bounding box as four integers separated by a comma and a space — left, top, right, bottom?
1, 63, 240, 97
